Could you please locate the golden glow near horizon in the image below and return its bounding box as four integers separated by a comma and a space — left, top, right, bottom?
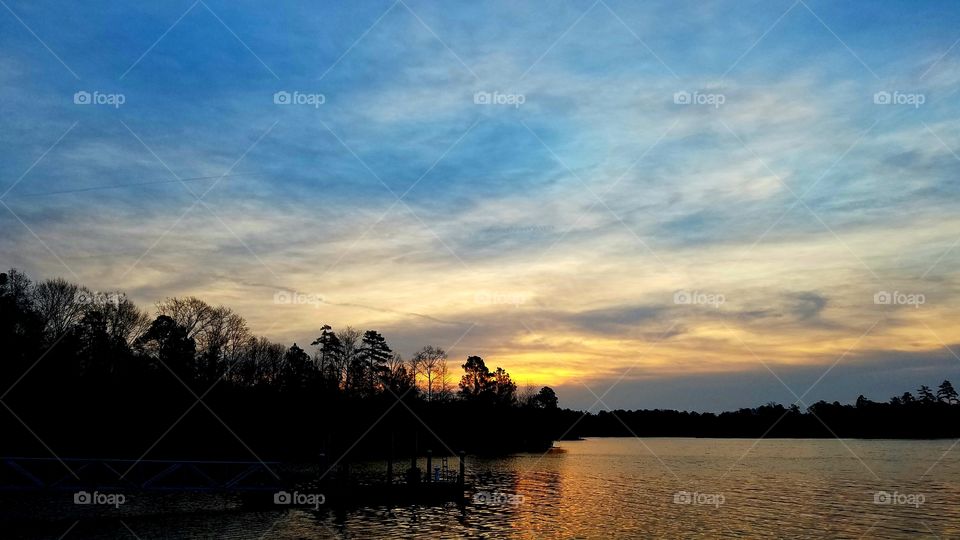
44, 209, 954, 392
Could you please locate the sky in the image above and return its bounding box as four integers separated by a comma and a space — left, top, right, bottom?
2, 0, 959, 411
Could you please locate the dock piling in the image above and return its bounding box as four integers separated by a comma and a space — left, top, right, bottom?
426, 450, 432, 483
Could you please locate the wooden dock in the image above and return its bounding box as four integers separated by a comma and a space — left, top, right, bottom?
1, 451, 470, 508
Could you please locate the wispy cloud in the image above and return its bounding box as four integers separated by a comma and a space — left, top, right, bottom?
2, 0, 960, 408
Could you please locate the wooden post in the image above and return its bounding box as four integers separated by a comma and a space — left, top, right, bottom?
387, 432, 394, 485
426, 450, 432, 483
458, 451, 465, 488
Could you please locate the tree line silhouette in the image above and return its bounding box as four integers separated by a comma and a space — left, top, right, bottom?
2, 268, 957, 464
0, 269, 559, 460
558, 381, 960, 439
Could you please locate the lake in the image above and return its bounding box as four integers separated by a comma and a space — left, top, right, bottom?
5, 438, 959, 538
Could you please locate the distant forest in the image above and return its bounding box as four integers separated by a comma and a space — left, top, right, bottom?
559, 380, 960, 439
2, 269, 959, 467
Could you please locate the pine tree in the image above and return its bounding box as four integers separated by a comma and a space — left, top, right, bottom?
360, 330, 392, 394
937, 380, 958, 404
917, 385, 936, 403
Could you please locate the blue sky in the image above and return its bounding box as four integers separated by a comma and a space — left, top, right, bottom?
2, 0, 960, 410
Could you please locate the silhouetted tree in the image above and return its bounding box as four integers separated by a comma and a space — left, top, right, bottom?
134, 315, 196, 383
75, 309, 116, 378
206, 309, 251, 371
33, 277, 88, 339
311, 324, 342, 387
384, 353, 415, 396
102, 294, 151, 346
337, 326, 362, 391
492, 366, 517, 406
459, 355, 493, 400
0, 270, 43, 381
413, 346, 447, 401
280, 343, 315, 391
157, 298, 250, 385
239, 335, 285, 386
359, 330, 392, 395
533, 386, 559, 409
938, 380, 958, 404
1, 269, 33, 309
156, 296, 215, 341
918, 385, 936, 403
435, 358, 453, 402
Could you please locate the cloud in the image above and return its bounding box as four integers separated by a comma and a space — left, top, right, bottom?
786, 291, 828, 321
3, 0, 960, 409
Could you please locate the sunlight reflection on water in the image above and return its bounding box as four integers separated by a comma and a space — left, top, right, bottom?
5, 438, 960, 538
